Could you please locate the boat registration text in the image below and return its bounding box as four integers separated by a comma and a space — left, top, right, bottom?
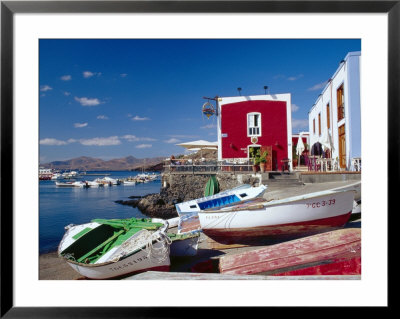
306, 199, 336, 209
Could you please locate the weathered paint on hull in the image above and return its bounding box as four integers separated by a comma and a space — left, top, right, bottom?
65, 240, 171, 280
178, 213, 201, 233
273, 257, 361, 276
83, 265, 170, 280
170, 234, 200, 256
202, 212, 352, 243
219, 228, 361, 275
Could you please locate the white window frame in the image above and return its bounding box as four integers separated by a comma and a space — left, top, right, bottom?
247, 112, 262, 137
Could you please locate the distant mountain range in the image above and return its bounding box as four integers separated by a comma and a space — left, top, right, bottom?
41, 156, 166, 171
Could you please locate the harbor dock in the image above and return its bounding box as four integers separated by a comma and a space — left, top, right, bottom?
39, 180, 361, 280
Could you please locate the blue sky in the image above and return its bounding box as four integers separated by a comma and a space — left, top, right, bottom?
39, 39, 361, 163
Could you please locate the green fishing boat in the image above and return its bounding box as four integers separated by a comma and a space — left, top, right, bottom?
58, 217, 171, 279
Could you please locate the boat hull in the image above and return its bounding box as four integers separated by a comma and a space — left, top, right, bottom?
175, 184, 267, 216
59, 219, 171, 279
64, 240, 171, 280
170, 232, 200, 256
218, 228, 361, 275
199, 190, 355, 243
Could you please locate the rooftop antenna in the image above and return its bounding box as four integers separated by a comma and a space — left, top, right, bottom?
237, 87, 242, 96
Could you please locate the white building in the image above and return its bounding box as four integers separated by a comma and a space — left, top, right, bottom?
308, 51, 361, 171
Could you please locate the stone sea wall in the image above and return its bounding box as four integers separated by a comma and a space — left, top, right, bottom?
116, 172, 261, 219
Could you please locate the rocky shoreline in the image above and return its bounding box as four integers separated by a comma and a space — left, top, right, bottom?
115, 193, 178, 219
115, 173, 260, 219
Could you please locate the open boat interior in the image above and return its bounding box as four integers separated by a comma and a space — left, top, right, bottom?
60, 218, 165, 265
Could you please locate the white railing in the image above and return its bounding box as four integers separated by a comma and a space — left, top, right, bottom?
163, 159, 256, 174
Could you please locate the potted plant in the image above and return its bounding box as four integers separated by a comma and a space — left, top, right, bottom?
292, 144, 298, 169
259, 151, 268, 173
249, 148, 260, 173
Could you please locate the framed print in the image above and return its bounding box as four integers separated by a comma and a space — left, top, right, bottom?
1, 0, 396, 316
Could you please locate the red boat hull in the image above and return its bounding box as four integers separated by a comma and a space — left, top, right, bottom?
203, 211, 352, 244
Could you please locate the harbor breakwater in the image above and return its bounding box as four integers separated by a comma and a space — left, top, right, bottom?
115, 172, 260, 219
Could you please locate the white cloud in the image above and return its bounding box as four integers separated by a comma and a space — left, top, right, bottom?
120, 73, 128, 77
287, 74, 304, 81
61, 75, 71, 81
308, 81, 327, 91
39, 138, 68, 146
83, 71, 94, 78
292, 119, 309, 130
83, 71, 101, 78
64, 91, 71, 96
40, 85, 52, 92
74, 122, 88, 128
201, 123, 217, 129
74, 96, 101, 106
79, 136, 121, 146
291, 104, 300, 112
136, 144, 152, 149
169, 134, 199, 139
97, 115, 109, 120
121, 134, 139, 142
121, 135, 156, 142
132, 115, 150, 121
165, 138, 180, 144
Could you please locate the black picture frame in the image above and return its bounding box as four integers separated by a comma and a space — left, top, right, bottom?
1, 0, 395, 317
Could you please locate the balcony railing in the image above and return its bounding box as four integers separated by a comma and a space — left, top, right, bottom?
163, 159, 257, 174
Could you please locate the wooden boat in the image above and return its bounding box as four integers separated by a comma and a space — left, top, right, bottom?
39, 168, 53, 180
58, 217, 171, 279
218, 228, 361, 275
55, 181, 87, 188
154, 216, 200, 256
84, 181, 101, 188
51, 173, 61, 180
198, 189, 355, 244
330, 181, 361, 214
123, 180, 136, 186
272, 257, 361, 276
175, 184, 267, 216
168, 231, 201, 256
95, 177, 120, 186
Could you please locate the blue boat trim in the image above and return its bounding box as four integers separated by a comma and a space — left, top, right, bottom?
197, 194, 241, 210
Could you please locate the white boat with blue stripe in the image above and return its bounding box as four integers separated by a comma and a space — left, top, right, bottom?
175, 184, 267, 216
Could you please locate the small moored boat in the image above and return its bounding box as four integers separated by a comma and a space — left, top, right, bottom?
175, 184, 267, 216
123, 180, 136, 186
198, 189, 355, 244
55, 181, 87, 188
58, 217, 171, 279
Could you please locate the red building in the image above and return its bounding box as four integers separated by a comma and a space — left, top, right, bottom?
217, 94, 292, 171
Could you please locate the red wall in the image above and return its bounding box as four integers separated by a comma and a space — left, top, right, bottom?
220, 100, 288, 170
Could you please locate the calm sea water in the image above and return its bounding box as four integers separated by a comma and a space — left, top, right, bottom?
39, 171, 161, 254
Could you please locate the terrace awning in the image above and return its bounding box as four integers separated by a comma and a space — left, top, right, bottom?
176, 140, 218, 150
